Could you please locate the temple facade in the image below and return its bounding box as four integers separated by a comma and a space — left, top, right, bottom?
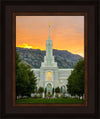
32, 24, 73, 95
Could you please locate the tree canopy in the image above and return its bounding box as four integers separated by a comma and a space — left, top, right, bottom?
67, 59, 84, 98
16, 52, 37, 97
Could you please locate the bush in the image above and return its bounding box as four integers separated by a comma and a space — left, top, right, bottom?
48, 94, 52, 97
38, 87, 44, 94
36, 95, 42, 98
55, 87, 60, 93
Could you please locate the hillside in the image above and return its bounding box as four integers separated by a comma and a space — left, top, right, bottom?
16, 47, 83, 68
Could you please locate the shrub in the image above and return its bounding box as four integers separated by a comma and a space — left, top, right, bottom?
38, 87, 44, 94
55, 87, 60, 93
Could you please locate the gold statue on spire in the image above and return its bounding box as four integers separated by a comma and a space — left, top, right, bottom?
49, 22, 50, 27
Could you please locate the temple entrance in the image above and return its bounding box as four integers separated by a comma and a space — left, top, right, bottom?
48, 91, 50, 95
46, 83, 53, 95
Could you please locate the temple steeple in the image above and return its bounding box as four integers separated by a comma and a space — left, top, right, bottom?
41, 24, 57, 67
48, 22, 50, 40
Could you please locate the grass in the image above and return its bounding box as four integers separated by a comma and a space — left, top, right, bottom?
16, 97, 84, 104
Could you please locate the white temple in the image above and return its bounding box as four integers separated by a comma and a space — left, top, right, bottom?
32, 24, 73, 95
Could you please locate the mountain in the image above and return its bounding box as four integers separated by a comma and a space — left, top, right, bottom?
16, 47, 83, 68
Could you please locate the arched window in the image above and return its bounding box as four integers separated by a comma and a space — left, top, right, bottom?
47, 71, 52, 81
61, 85, 66, 93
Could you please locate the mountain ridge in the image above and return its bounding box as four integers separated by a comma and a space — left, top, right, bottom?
16, 47, 83, 68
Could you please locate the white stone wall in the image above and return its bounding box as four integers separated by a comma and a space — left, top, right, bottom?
32, 68, 73, 91
58, 69, 73, 80
31, 69, 40, 80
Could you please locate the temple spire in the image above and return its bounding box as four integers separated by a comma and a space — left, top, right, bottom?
48, 22, 50, 40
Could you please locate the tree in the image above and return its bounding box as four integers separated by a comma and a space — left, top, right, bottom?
55, 87, 60, 93
38, 87, 44, 94
67, 59, 84, 99
16, 52, 21, 72
16, 52, 37, 97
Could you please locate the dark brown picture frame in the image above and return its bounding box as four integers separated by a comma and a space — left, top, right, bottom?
0, 0, 99, 119
12, 12, 88, 107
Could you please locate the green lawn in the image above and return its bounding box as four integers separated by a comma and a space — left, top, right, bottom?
16, 98, 84, 104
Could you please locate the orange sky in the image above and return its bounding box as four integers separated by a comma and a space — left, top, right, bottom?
16, 16, 84, 57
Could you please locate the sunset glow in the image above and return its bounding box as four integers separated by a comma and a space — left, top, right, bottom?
16, 16, 84, 57
17, 43, 45, 50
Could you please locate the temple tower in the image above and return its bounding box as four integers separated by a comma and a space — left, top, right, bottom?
39, 23, 58, 94
41, 23, 57, 67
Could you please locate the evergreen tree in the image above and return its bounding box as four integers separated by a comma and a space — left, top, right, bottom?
16, 52, 37, 97
67, 59, 84, 99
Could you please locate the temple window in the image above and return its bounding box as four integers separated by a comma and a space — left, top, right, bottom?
47, 71, 52, 81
